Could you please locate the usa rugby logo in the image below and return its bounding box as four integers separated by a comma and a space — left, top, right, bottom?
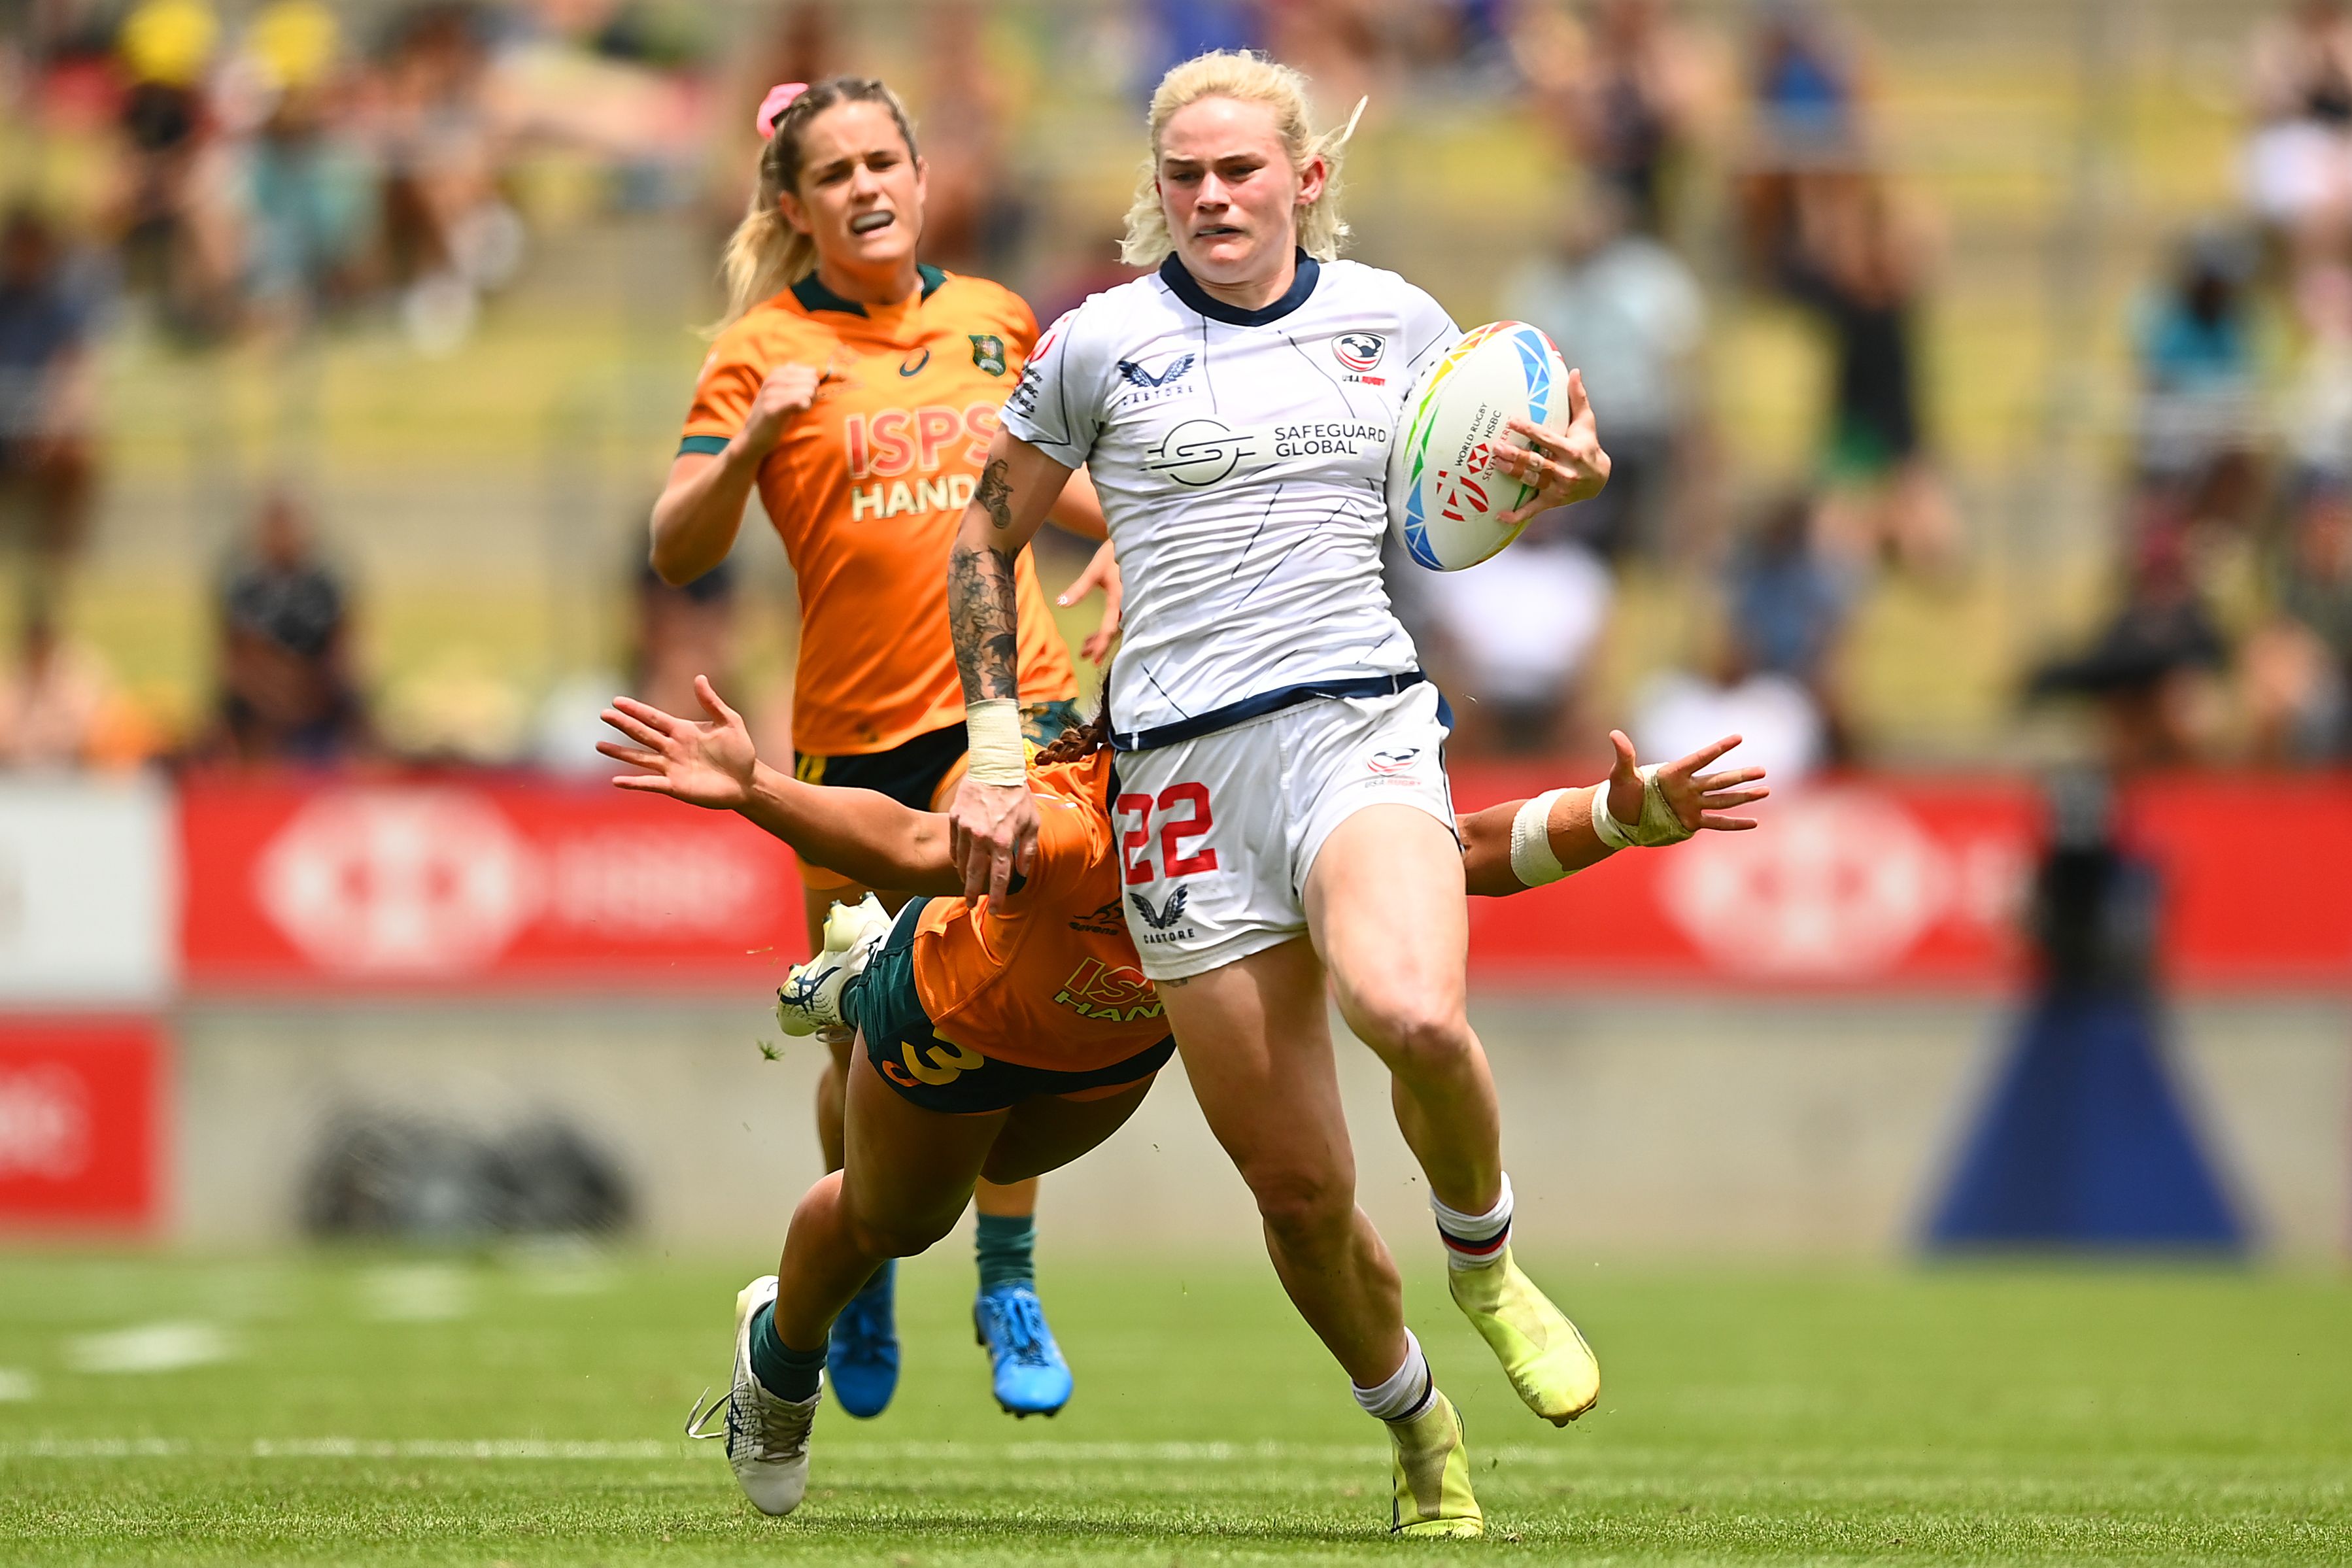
1334, 332, 1386, 374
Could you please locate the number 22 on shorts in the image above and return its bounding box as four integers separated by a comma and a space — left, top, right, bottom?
1116, 785, 1219, 885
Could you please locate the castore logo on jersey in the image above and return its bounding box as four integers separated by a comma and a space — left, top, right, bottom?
1117, 354, 1195, 389
1129, 887, 1190, 932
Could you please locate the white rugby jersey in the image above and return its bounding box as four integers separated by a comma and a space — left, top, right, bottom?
1001, 253, 1458, 746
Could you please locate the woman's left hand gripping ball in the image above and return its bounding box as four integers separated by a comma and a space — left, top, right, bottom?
1493, 367, 1612, 527
600, 675, 759, 811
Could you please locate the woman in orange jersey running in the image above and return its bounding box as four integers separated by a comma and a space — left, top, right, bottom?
596, 678, 1767, 1524
649, 76, 1114, 1419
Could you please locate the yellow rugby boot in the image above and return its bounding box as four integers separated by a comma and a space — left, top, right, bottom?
1449, 1244, 1600, 1425
1387, 1388, 1482, 1538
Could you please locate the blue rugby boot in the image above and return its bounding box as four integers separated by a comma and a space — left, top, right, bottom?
973, 1281, 1072, 1417
827, 1260, 900, 1419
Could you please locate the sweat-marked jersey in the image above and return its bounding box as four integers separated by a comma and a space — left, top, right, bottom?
910, 748, 1168, 1070
680, 265, 1077, 757
999, 254, 1457, 745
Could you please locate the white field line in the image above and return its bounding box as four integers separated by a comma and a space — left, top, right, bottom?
0, 1437, 1581, 1466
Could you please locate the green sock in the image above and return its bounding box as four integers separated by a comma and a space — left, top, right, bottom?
974, 1212, 1036, 1292
747, 1301, 825, 1402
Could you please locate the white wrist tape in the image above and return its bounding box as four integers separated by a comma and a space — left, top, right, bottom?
964, 699, 1027, 786
1508, 789, 1569, 887
1590, 777, 1638, 851
1592, 764, 1695, 849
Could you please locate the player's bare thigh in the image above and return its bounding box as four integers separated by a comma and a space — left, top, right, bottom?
1152, 938, 1357, 1197
1304, 804, 1471, 1048
839, 1042, 1006, 1250
981, 1076, 1158, 1185
837, 1050, 1155, 1239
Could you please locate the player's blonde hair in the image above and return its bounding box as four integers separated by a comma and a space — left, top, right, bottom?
1120, 52, 1362, 269
713, 76, 921, 331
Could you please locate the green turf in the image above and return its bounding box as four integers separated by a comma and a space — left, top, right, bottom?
0, 1250, 2344, 1564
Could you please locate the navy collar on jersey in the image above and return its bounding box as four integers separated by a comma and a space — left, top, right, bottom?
791, 262, 948, 317
1158, 248, 1320, 326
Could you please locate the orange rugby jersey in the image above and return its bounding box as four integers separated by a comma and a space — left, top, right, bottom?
679, 265, 1077, 757
910, 749, 1168, 1072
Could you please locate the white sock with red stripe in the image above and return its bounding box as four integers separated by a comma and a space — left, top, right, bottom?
1432, 1173, 1512, 1271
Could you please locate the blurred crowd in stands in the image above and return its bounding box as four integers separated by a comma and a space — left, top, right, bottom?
2028, 0, 2352, 772
0, 0, 715, 770
1, 1, 2350, 781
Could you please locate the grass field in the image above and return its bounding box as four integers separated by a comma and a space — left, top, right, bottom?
1, 1251, 2345, 1565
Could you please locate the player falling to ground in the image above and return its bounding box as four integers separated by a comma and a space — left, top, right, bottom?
649, 77, 1119, 1420
598, 677, 1765, 1525
944, 53, 1616, 1537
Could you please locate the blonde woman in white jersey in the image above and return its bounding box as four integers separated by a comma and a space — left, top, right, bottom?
945, 54, 1616, 1537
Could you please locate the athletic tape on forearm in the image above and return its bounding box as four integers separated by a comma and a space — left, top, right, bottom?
964, 699, 1027, 786
1508, 789, 1570, 887
1592, 765, 1696, 849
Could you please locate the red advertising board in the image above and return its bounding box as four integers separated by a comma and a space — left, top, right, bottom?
1452, 769, 2352, 993
179, 775, 810, 993
0, 1019, 164, 1230
1454, 769, 2041, 989
170, 769, 2352, 996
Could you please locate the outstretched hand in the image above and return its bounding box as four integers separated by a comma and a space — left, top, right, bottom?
1057, 539, 1123, 664
598, 675, 759, 811
1605, 729, 1771, 836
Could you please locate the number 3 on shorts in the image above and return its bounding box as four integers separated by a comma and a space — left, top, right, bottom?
1116, 785, 1221, 886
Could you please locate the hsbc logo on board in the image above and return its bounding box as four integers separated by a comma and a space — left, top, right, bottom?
258, 790, 538, 976
1656, 789, 2024, 979
252, 788, 763, 977
0, 1065, 90, 1180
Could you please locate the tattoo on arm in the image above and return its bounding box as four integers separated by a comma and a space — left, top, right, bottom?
949, 539, 1021, 702
976, 458, 1014, 531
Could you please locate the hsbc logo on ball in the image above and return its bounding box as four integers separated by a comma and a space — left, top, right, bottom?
244, 787, 772, 978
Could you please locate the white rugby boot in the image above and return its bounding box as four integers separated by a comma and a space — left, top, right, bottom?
686, 1274, 821, 1517
775, 895, 892, 1038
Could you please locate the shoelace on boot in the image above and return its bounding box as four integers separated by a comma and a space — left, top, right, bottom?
685, 1381, 808, 1459
990, 1290, 1056, 1368
834, 1289, 891, 1362
732, 1383, 811, 1461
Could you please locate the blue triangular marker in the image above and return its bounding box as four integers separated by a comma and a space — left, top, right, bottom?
1926, 989, 2245, 1250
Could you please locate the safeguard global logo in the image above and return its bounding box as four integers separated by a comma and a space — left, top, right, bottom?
1144, 418, 1259, 486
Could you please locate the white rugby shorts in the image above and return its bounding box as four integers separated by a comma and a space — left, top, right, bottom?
1110, 682, 1456, 981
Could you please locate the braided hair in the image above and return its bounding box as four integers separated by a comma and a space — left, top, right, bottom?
1032, 701, 1114, 767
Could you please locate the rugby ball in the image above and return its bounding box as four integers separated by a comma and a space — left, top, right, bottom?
1387, 320, 1573, 571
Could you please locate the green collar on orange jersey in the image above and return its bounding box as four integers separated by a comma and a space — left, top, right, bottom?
793, 264, 949, 318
